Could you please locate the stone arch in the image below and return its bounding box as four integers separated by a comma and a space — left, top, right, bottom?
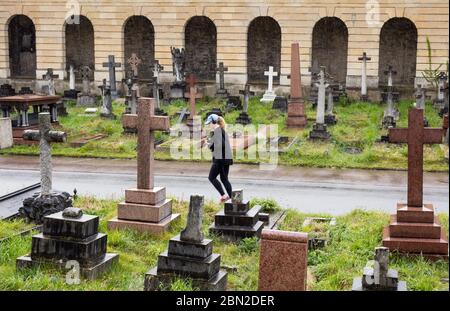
184, 16, 217, 82
124, 15, 155, 80
8, 14, 37, 78
311, 17, 348, 84
65, 15, 95, 80
379, 17, 417, 88
247, 16, 281, 84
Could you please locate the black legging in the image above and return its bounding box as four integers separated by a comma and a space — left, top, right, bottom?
208, 162, 232, 197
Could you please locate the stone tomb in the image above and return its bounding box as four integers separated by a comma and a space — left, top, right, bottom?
145, 195, 227, 291
383, 108, 448, 259
108, 98, 180, 234
0, 117, 13, 149
17, 207, 119, 280
209, 189, 265, 241
258, 229, 308, 291
352, 247, 407, 291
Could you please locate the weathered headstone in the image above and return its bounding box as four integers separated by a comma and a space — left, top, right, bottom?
286, 43, 307, 128
123, 70, 138, 117
258, 229, 308, 291
383, 108, 448, 259
63, 65, 80, 99
77, 66, 96, 106
19, 112, 72, 223
170, 47, 186, 99
434, 72, 447, 111
210, 189, 265, 241
145, 195, 227, 291
324, 86, 337, 125
42, 68, 59, 96
108, 98, 180, 233
260, 66, 278, 103
352, 247, 407, 291
236, 84, 254, 125
358, 52, 371, 101
215, 62, 229, 98
309, 67, 331, 140
272, 96, 288, 112
100, 80, 115, 119
17, 207, 119, 280
382, 66, 400, 129
0, 117, 13, 149
102, 55, 121, 99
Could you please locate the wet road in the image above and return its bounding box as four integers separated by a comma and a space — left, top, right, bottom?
0, 156, 448, 215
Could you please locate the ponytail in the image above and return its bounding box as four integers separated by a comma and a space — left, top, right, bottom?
218, 116, 226, 129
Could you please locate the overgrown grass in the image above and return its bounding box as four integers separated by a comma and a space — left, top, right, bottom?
1, 98, 447, 171
0, 197, 447, 291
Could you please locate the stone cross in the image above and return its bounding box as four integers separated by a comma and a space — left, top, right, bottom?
22, 113, 67, 195
437, 72, 448, 102
180, 195, 205, 243
185, 74, 202, 119
42, 68, 59, 96
239, 84, 255, 113
384, 66, 397, 115
264, 66, 278, 94
415, 85, 426, 109
326, 86, 334, 116
127, 53, 141, 77
122, 98, 170, 190
315, 67, 329, 124
79, 66, 92, 94
216, 62, 228, 91
358, 52, 371, 100
152, 60, 164, 109
389, 108, 444, 207
69, 65, 76, 90
102, 55, 121, 98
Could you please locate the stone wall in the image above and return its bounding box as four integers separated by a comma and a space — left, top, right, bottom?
0, 0, 448, 95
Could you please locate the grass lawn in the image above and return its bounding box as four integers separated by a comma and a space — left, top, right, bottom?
0, 97, 447, 171
0, 197, 447, 291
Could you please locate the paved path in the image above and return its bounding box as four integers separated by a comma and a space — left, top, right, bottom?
0, 155, 448, 215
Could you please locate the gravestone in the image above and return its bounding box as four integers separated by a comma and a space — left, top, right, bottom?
108, 98, 180, 234
324, 86, 337, 125
0, 84, 15, 97
170, 47, 186, 99
145, 195, 227, 291
258, 229, 308, 291
209, 189, 265, 241
102, 55, 121, 99
64, 65, 80, 99
77, 66, 96, 106
383, 108, 448, 259
42, 68, 59, 96
127, 53, 141, 97
152, 60, 166, 116
260, 66, 278, 103
352, 247, 407, 291
309, 67, 331, 140
236, 84, 254, 125
123, 70, 139, 116
382, 66, 400, 129
215, 62, 229, 98
358, 52, 371, 101
434, 72, 447, 110
415, 85, 429, 127
286, 43, 307, 128
224, 96, 242, 113
19, 113, 72, 223
99, 80, 115, 119
0, 118, 13, 149
272, 96, 288, 112
17, 207, 119, 280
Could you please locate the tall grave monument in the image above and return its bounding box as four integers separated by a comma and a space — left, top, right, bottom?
145, 195, 228, 291
102, 55, 121, 99
286, 43, 307, 128
108, 98, 180, 234
309, 67, 331, 140
358, 52, 371, 101
382, 66, 400, 129
383, 108, 448, 259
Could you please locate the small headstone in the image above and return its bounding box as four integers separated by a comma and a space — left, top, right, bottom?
63, 65, 80, 99
236, 84, 254, 125
260, 66, 278, 103
309, 67, 331, 140
145, 195, 227, 291
258, 229, 308, 291
272, 96, 288, 112
0, 118, 13, 149
352, 247, 407, 291
77, 66, 96, 106
42, 68, 59, 96
215, 62, 229, 98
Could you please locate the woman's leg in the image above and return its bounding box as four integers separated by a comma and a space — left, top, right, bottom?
208, 162, 225, 196
219, 164, 233, 198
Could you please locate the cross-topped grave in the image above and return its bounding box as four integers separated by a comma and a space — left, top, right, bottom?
382, 66, 399, 128
103, 55, 121, 99
152, 60, 166, 115
235, 84, 254, 125
42, 68, 59, 96
127, 53, 141, 77
185, 74, 202, 120
286, 43, 307, 128
358, 52, 371, 101
216, 62, 229, 98
109, 98, 180, 234
310, 66, 331, 140
260, 66, 278, 103
64, 65, 79, 99
20, 112, 71, 223
77, 66, 96, 106
383, 108, 448, 259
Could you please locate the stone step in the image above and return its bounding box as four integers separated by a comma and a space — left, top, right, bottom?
214, 205, 261, 227
107, 213, 180, 235
209, 221, 265, 242
396, 203, 435, 223
389, 215, 442, 239
117, 199, 172, 223
168, 235, 213, 259
224, 201, 250, 215
157, 251, 221, 280
382, 227, 449, 255
43, 211, 99, 240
